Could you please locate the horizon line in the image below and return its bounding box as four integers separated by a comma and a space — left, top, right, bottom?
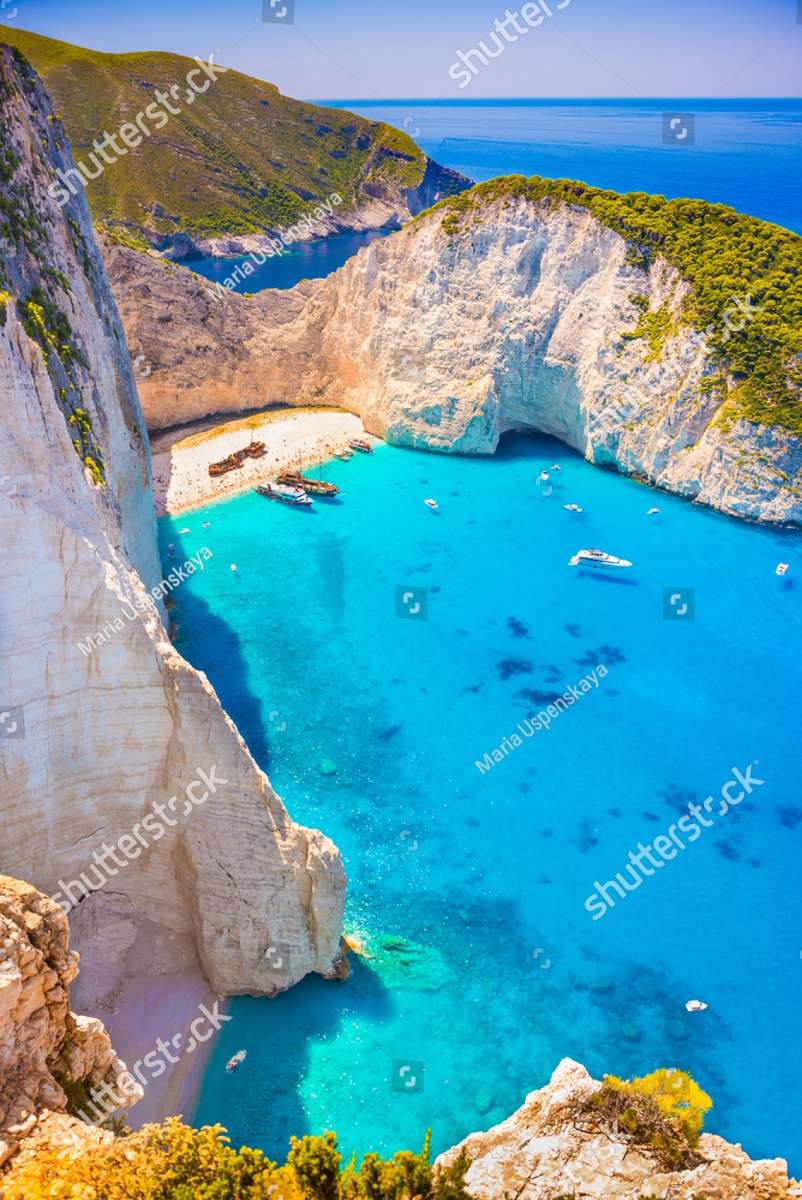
314, 95, 802, 103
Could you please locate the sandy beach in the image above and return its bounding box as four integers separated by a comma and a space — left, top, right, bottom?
151, 406, 369, 516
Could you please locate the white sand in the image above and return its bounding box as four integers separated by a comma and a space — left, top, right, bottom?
103, 968, 220, 1128
151, 407, 368, 516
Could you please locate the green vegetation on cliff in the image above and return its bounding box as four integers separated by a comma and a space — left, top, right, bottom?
431, 176, 802, 435
583, 1068, 712, 1170
4, 1119, 471, 1199
0, 47, 105, 485
1, 28, 433, 243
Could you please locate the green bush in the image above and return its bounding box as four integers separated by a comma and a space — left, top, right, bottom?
582, 1068, 712, 1170
4, 1118, 472, 1200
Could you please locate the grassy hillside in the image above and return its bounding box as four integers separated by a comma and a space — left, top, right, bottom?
431, 176, 802, 435
1, 28, 435, 243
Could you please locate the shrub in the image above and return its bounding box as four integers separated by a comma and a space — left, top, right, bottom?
581, 1068, 712, 1171
4, 1118, 471, 1200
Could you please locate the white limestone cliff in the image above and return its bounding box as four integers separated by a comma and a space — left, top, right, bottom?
108, 192, 802, 525
0, 42, 344, 1052
436, 1059, 802, 1200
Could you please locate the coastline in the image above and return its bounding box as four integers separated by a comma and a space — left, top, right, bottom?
151, 406, 369, 516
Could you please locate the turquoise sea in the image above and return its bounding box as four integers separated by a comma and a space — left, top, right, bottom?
162, 436, 802, 1171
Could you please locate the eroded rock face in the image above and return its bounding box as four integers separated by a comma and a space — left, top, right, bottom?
108, 194, 802, 524
436, 1059, 802, 1200
0, 50, 344, 1006
0, 876, 133, 1169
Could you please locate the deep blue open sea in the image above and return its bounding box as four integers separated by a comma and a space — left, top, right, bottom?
335, 99, 802, 234
163, 436, 802, 1172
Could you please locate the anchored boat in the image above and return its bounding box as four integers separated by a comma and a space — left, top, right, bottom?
569, 548, 632, 569
257, 483, 313, 506
277, 471, 339, 497
349, 438, 373, 454
226, 1049, 247, 1073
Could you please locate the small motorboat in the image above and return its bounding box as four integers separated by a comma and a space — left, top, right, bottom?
424, 498, 439, 511
202, 522, 210, 529
647, 507, 661, 516
230, 564, 238, 573
550, 464, 562, 471
350, 439, 373, 454
776, 562, 790, 577
564, 504, 583, 513
335, 449, 352, 461
257, 483, 313, 506
226, 1050, 247, 1073
179, 527, 190, 534
538, 471, 550, 483
569, 548, 633, 569
685, 999, 708, 1013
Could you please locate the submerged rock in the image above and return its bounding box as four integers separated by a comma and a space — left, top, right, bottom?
355, 933, 453, 992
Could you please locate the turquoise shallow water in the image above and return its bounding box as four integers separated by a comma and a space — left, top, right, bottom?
162, 436, 802, 1170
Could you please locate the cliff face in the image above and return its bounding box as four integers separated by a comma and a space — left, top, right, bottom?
108, 192, 802, 524
436, 1060, 802, 1200
0, 876, 133, 1169
0, 44, 344, 1017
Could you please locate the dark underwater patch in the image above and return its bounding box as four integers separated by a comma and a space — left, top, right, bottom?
715, 838, 740, 862
507, 616, 530, 639
516, 687, 562, 706
658, 783, 697, 813
576, 644, 627, 669
497, 658, 533, 680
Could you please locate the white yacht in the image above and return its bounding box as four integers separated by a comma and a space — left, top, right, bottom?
257, 483, 313, 506
569, 548, 632, 569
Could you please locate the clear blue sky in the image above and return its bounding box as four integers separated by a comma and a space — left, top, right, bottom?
7, 0, 802, 99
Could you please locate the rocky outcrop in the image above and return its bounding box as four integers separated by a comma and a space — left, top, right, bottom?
171, 158, 471, 261
0, 876, 133, 1169
436, 1060, 802, 1200
107, 191, 802, 525
0, 44, 344, 1023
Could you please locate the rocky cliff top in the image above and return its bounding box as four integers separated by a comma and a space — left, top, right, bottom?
0, 876, 132, 1171
436, 1059, 802, 1200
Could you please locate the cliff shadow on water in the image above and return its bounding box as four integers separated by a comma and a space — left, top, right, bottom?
157, 524, 272, 770
192, 956, 394, 1159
